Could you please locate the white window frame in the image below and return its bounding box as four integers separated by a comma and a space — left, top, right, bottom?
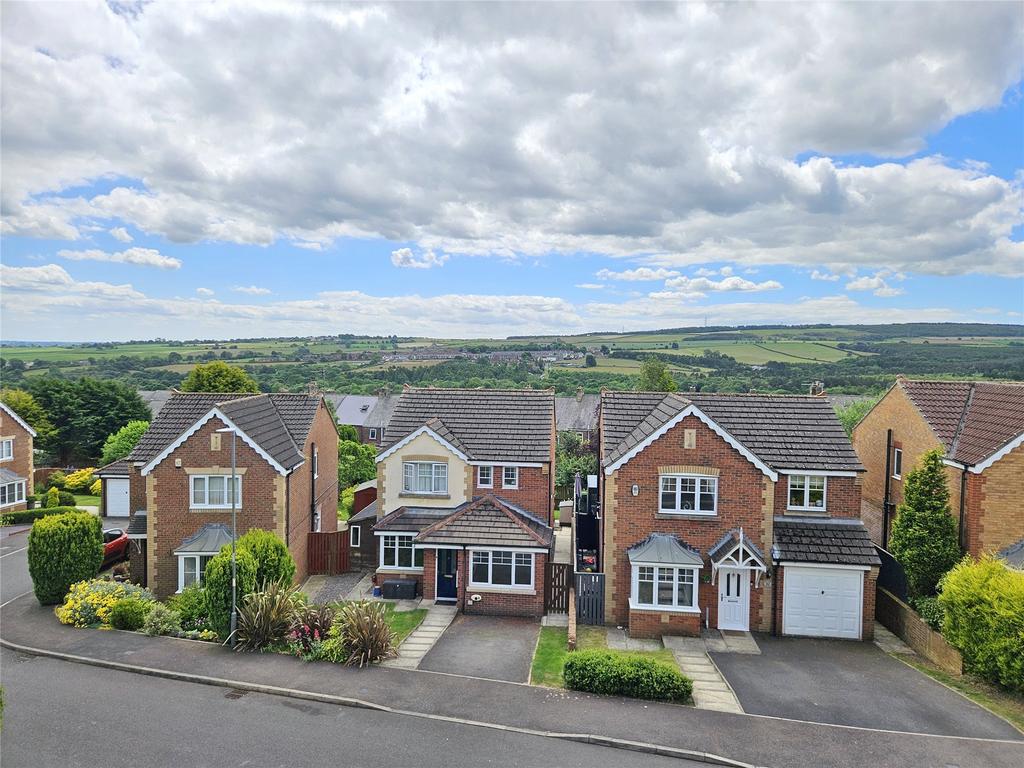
502, 466, 519, 490
350, 524, 361, 548
468, 549, 534, 589
478, 465, 493, 488
312, 445, 318, 479
379, 533, 424, 571
0, 439, 12, 462
658, 474, 717, 515
368, 428, 377, 441
0, 480, 26, 508
177, 553, 216, 592
402, 461, 448, 495
892, 448, 903, 480
190, 474, 241, 509
629, 563, 700, 613
787, 474, 827, 512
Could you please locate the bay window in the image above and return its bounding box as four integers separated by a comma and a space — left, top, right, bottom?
380, 534, 423, 570
659, 474, 717, 515
178, 554, 214, 591
403, 461, 448, 494
190, 475, 241, 508
0, 480, 25, 507
787, 474, 826, 511
632, 564, 698, 611
470, 550, 533, 588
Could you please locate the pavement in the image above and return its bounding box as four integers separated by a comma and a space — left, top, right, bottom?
712, 634, 1021, 739
3, 593, 1022, 768
0, 649, 699, 768
419, 614, 540, 683
1, 527, 33, 606
383, 602, 458, 670
664, 636, 744, 714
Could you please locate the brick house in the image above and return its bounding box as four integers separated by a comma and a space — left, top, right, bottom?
600, 391, 879, 641
851, 378, 1024, 562
369, 387, 556, 617
0, 400, 36, 513
106, 391, 338, 598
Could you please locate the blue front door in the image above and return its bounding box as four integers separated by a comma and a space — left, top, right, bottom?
436, 549, 458, 601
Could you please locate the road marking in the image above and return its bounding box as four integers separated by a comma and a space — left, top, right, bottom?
0, 546, 28, 559
0, 590, 34, 609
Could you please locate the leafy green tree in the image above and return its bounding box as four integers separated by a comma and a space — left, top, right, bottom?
0, 388, 57, 449
584, 354, 597, 368
337, 424, 359, 442
835, 395, 880, 436
889, 448, 961, 597
637, 356, 677, 392
338, 440, 376, 490
179, 361, 260, 393
100, 420, 150, 465
555, 431, 597, 489
27, 511, 103, 605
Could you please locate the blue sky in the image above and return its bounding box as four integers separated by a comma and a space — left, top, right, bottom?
1, 2, 1022, 340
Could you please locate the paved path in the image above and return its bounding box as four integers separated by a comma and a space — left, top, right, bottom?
664, 636, 744, 714
2, 594, 1021, 768
383, 602, 457, 670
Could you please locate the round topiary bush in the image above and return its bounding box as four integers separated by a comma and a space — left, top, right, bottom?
28, 511, 104, 605
109, 596, 154, 631
236, 529, 296, 588
203, 545, 258, 639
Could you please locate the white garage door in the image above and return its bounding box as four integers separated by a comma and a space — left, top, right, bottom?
106, 478, 130, 517
783, 566, 863, 640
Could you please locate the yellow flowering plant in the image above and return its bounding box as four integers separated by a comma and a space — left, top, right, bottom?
55, 579, 155, 628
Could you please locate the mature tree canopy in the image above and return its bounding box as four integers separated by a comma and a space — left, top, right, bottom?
0, 387, 57, 449
100, 420, 150, 465
179, 361, 260, 394
555, 431, 597, 489
636, 356, 677, 392
337, 424, 359, 442
338, 439, 377, 491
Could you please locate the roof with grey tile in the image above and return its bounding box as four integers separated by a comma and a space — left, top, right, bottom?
126, 512, 147, 538
627, 533, 702, 566
0, 467, 25, 484
138, 389, 173, 418
174, 522, 234, 554
373, 506, 454, 533
555, 394, 601, 432
708, 528, 767, 566
325, 394, 378, 427
899, 379, 1024, 466
127, 391, 321, 471
600, 391, 862, 472
382, 388, 554, 463
96, 459, 131, 476
348, 499, 378, 524
771, 517, 881, 566
415, 495, 553, 548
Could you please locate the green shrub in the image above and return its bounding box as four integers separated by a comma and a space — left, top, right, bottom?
44, 487, 60, 508
142, 603, 182, 636
1, 506, 83, 526
911, 595, 944, 632
939, 556, 1024, 692
57, 491, 76, 507
46, 471, 67, 490
109, 597, 153, 631
563, 650, 693, 702
28, 511, 104, 605
332, 600, 398, 667
89, 479, 102, 496
289, 602, 337, 659
203, 546, 258, 639
55, 579, 154, 627
235, 582, 302, 652
168, 583, 210, 632
237, 529, 296, 589
63, 468, 97, 493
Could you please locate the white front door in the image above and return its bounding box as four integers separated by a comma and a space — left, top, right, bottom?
718, 568, 749, 631
106, 478, 130, 517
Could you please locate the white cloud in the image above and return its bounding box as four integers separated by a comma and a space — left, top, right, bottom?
845, 272, 905, 297
56, 246, 181, 269
575, 283, 605, 290
0, 3, 1020, 278
109, 226, 133, 243
663, 275, 783, 294
196, 287, 214, 297
391, 247, 449, 269
232, 285, 271, 295
811, 270, 841, 282
596, 267, 680, 281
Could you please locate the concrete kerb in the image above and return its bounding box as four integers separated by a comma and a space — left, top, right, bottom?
0, 635, 758, 768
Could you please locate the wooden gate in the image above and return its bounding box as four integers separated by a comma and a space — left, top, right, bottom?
308, 531, 350, 576
545, 562, 570, 614
575, 572, 605, 625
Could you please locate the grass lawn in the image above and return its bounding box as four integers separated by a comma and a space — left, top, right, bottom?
73, 494, 101, 507
901, 657, 1024, 734
530, 625, 681, 688
383, 604, 428, 645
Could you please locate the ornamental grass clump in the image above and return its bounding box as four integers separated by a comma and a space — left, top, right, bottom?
333, 600, 397, 667
55, 579, 155, 628
234, 582, 303, 652
563, 650, 693, 702
288, 602, 336, 660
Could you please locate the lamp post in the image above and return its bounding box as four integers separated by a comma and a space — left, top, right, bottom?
216, 426, 238, 648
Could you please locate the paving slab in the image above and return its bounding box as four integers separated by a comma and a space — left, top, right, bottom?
419, 614, 540, 683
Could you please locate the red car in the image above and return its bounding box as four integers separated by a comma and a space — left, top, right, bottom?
102, 528, 130, 567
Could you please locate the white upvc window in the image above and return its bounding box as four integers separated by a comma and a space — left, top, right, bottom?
478, 465, 493, 488
190, 475, 241, 508
312, 445, 318, 479
502, 466, 519, 490
177, 554, 215, 592
892, 448, 903, 480
0, 439, 12, 461
469, 550, 534, 588
659, 474, 717, 515
0, 480, 26, 507
787, 474, 827, 511
403, 461, 448, 494
350, 524, 361, 548
631, 564, 699, 611
368, 428, 377, 441
380, 534, 424, 570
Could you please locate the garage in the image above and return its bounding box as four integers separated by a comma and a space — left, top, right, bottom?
782, 565, 864, 639
105, 478, 130, 517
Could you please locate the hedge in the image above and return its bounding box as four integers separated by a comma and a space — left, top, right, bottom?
563, 650, 693, 702
203, 546, 258, 639
939, 556, 1024, 692
1, 506, 85, 526
27, 511, 104, 605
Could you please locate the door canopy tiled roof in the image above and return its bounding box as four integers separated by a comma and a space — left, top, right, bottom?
627, 533, 703, 566
382, 387, 555, 464
600, 391, 862, 472
772, 517, 881, 566
174, 523, 234, 555
414, 495, 553, 548
898, 379, 1024, 467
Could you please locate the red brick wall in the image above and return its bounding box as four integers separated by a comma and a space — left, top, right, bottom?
287, 400, 339, 585
474, 465, 553, 524
971, 444, 1024, 558
0, 409, 34, 512
628, 607, 701, 639
460, 550, 546, 618
606, 415, 771, 631
773, 475, 862, 519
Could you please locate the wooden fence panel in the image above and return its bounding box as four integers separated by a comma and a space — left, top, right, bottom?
545, 562, 570, 613
308, 531, 350, 576
575, 572, 605, 625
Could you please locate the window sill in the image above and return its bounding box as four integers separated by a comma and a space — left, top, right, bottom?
399, 492, 450, 500
656, 512, 717, 520
628, 600, 700, 615
468, 585, 536, 595
189, 507, 237, 512
786, 507, 827, 514
501, 486, 519, 491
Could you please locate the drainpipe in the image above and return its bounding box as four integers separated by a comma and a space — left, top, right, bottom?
958, 465, 968, 552
882, 429, 893, 550
771, 567, 778, 636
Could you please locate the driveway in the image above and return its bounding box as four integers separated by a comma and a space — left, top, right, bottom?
419, 614, 540, 683
712, 634, 1021, 740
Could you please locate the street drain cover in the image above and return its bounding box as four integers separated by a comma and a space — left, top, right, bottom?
224, 689, 249, 700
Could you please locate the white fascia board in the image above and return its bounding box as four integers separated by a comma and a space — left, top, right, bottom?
0, 401, 37, 437
968, 432, 1024, 474
467, 461, 544, 468
604, 404, 777, 481
466, 546, 550, 554
373, 530, 419, 537
141, 408, 288, 476
374, 425, 469, 464
779, 562, 871, 571
777, 469, 859, 477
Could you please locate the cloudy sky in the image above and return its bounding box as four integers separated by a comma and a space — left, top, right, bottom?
1, 1, 1022, 341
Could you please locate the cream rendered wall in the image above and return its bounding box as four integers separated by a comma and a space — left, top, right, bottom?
378, 431, 471, 516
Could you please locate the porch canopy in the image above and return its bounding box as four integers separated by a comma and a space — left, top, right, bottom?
627, 533, 703, 567
173, 523, 234, 555
415, 495, 553, 549
708, 528, 767, 586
